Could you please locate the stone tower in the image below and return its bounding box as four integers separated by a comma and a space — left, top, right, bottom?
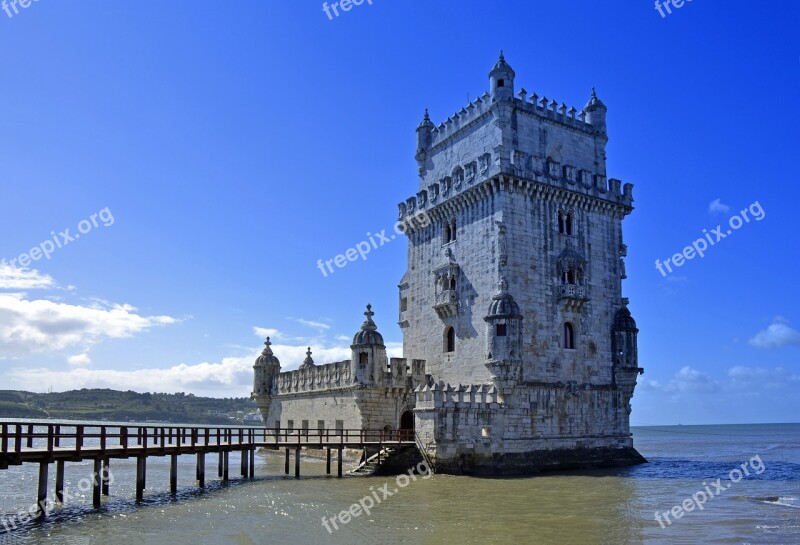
399, 52, 645, 474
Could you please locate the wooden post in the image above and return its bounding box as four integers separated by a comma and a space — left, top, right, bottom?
218, 451, 224, 478
27, 424, 34, 448
249, 448, 255, 479
337, 447, 343, 478
197, 452, 206, 488
326, 448, 331, 475
240, 449, 247, 478
136, 457, 146, 501
121, 426, 129, 455
294, 448, 300, 479
37, 462, 48, 516
92, 458, 102, 508
223, 451, 229, 481
55, 460, 65, 503
1, 423, 8, 453
284, 448, 290, 475
102, 458, 110, 496
169, 454, 178, 494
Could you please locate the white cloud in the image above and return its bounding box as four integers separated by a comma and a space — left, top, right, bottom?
0, 263, 54, 290
289, 317, 331, 330
0, 293, 176, 358
642, 365, 718, 395
253, 327, 280, 339
67, 353, 91, 366
5, 355, 256, 397
3, 339, 404, 396
749, 319, 800, 349
708, 198, 731, 215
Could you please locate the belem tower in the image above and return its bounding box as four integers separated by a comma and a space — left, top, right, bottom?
253, 53, 646, 475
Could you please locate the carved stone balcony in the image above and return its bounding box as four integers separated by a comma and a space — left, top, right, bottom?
559, 284, 587, 310
433, 290, 458, 318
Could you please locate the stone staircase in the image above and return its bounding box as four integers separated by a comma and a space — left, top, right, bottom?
349, 447, 397, 475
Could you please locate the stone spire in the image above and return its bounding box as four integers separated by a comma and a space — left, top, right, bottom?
352, 304, 385, 347
299, 347, 315, 370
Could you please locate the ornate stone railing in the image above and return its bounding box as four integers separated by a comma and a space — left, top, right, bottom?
559, 284, 587, 299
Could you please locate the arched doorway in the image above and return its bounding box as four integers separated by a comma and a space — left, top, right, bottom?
399, 410, 414, 439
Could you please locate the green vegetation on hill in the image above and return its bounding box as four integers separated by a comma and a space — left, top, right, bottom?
0, 389, 257, 424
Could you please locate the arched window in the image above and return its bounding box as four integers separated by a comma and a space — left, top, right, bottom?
449, 275, 456, 290
359, 352, 368, 364
563, 323, 575, 350
450, 218, 457, 241
558, 210, 565, 233
444, 224, 452, 244
445, 327, 455, 353
565, 212, 574, 235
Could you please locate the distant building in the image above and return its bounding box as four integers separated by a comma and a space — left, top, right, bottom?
253, 53, 644, 474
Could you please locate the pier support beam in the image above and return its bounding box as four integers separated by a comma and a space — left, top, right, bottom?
196, 452, 205, 488
92, 458, 102, 508
102, 458, 110, 496
249, 448, 255, 479
223, 451, 229, 482
37, 462, 49, 517
294, 448, 300, 479
136, 457, 146, 501
218, 451, 223, 478
170, 454, 178, 495
240, 449, 247, 478
284, 448, 290, 475
55, 460, 65, 503
337, 448, 343, 478
326, 448, 331, 475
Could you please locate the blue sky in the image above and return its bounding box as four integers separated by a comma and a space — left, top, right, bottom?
0, 1, 797, 424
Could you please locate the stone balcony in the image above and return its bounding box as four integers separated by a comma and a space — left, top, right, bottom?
433, 289, 458, 318
559, 284, 588, 310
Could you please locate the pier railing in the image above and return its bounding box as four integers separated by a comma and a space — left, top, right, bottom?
0, 422, 418, 514
0, 423, 415, 458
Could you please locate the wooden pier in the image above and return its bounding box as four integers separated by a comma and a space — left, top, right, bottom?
0, 422, 415, 515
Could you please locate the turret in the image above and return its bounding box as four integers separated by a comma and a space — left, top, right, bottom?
484, 277, 524, 390
489, 51, 515, 102
252, 337, 281, 397
350, 304, 387, 385
415, 109, 435, 167
583, 87, 607, 133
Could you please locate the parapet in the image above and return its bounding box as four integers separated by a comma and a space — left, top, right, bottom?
276, 360, 353, 395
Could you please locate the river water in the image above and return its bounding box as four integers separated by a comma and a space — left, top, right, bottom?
1, 422, 798, 544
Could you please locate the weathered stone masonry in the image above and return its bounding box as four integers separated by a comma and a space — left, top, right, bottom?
253, 53, 645, 475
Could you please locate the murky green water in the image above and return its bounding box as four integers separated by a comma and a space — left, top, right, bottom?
1, 424, 798, 544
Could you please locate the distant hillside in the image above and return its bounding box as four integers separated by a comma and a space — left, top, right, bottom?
0, 389, 258, 425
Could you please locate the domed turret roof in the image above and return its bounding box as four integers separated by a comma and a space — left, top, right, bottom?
489, 50, 515, 78
486, 277, 522, 319
352, 304, 385, 347
299, 347, 315, 370
613, 305, 638, 332
583, 87, 607, 112
255, 337, 280, 368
